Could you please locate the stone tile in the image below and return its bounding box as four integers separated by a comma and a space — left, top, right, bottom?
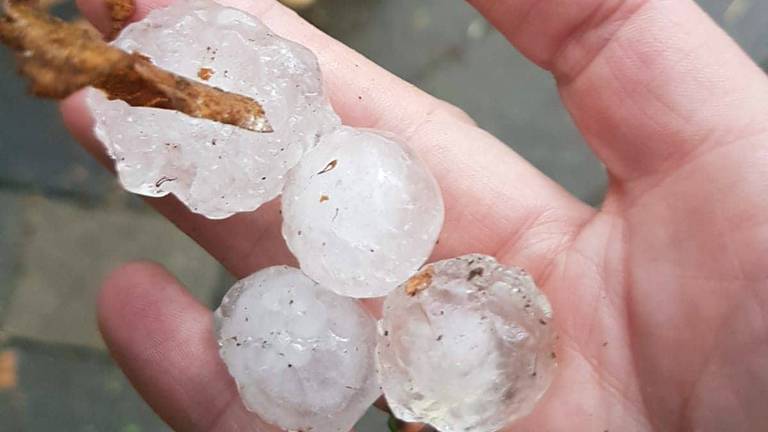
0, 340, 169, 431
0, 192, 24, 325
3, 195, 225, 350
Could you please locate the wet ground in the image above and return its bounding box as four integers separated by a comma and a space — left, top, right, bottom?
1, 0, 767, 430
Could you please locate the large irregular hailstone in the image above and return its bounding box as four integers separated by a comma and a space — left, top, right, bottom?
376, 254, 557, 432
214, 266, 381, 432
87, 0, 339, 219
281, 127, 444, 298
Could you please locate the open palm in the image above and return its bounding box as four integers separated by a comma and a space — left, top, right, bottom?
61, 0, 768, 430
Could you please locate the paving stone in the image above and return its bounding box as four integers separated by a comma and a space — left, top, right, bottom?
0, 340, 169, 431
3, 195, 225, 350
0, 192, 24, 325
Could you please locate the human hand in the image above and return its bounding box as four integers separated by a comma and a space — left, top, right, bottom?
61, 0, 768, 430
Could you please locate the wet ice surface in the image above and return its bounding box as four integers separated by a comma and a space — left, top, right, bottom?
282, 127, 444, 298
377, 254, 556, 432
215, 266, 381, 432
87, 0, 339, 219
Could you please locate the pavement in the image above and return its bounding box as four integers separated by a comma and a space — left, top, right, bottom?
0, 0, 766, 430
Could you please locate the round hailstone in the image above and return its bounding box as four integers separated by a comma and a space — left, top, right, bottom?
376, 254, 557, 432
87, 0, 339, 219
281, 127, 444, 298
214, 266, 381, 432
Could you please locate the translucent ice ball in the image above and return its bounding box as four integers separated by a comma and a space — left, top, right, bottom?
377, 254, 557, 432
281, 127, 444, 298
87, 0, 339, 219
215, 266, 381, 432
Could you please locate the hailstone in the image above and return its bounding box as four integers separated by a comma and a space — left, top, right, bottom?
376, 254, 556, 432
281, 127, 444, 298
214, 266, 381, 432
87, 0, 339, 219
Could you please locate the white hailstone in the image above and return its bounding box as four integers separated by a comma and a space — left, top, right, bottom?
377, 254, 557, 432
87, 0, 339, 219
281, 127, 444, 298
214, 266, 381, 432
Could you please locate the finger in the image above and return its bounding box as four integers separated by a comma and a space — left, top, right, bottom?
64, 0, 595, 280
97, 261, 280, 432
468, 0, 768, 184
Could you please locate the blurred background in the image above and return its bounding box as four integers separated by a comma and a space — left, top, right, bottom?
0, 0, 766, 430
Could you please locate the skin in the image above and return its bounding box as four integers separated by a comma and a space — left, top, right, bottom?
59, 0, 768, 430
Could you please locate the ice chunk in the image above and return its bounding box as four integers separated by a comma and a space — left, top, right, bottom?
376, 254, 556, 432
282, 127, 444, 298
215, 266, 380, 432
87, 0, 339, 219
